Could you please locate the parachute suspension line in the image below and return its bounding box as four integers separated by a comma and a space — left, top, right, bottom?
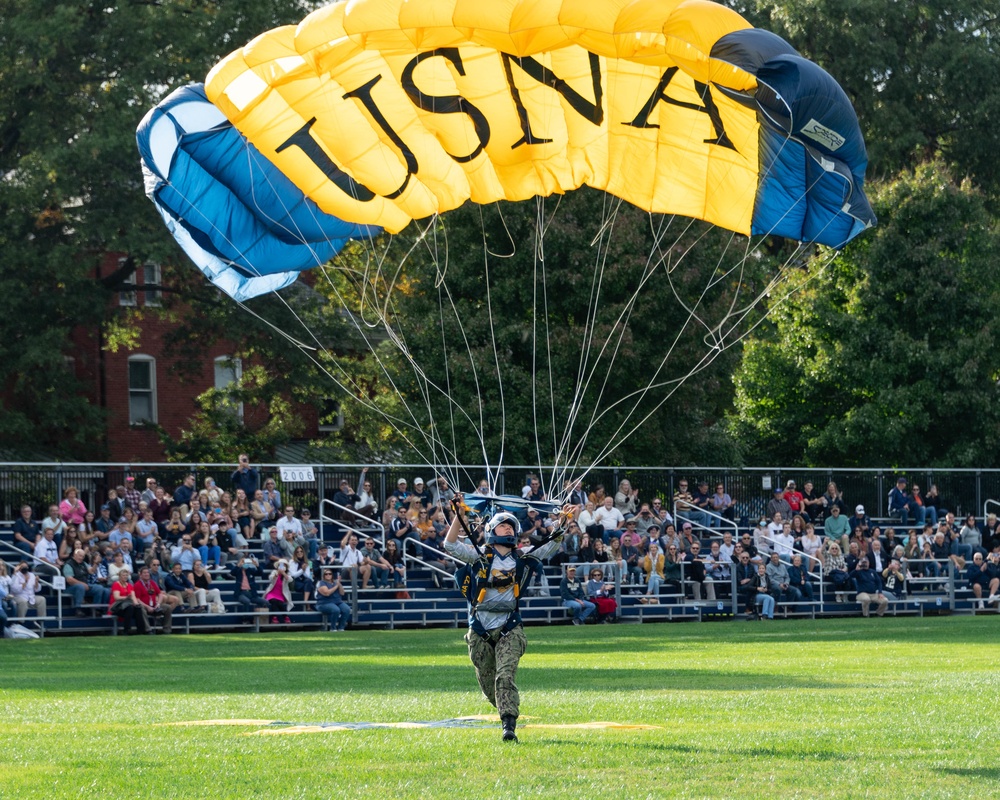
478, 203, 507, 491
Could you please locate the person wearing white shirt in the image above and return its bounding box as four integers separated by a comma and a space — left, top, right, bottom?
593, 497, 625, 540
275, 506, 304, 538
10, 562, 47, 619
772, 523, 796, 563
33, 529, 61, 574
338, 532, 371, 586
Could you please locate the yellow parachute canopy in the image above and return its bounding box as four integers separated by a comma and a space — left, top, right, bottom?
205, 0, 763, 236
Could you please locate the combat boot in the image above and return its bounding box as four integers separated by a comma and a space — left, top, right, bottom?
501, 714, 517, 742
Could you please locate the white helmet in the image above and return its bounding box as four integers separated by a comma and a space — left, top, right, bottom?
485, 512, 520, 546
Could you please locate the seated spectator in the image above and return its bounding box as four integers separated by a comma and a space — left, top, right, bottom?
300, 508, 320, 559
704, 540, 731, 596
149, 487, 172, 532
800, 481, 825, 522
586, 568, 617, 622
41, 505, 66, 547
849, 505, 871, 540
867, 537, 889, 574
734, 552, 757, 616
277, 527, 304, 561
232, 488, 254, 540
164, 562, 198, 610
265, 559, 294, 624
360, 538, 391, 590
710, 482, 735, 525
383, 539, 407, 588
766, 488, 792, 522
339, 532, 371, 588
766, 552, 799, 604
822, 482, 848, 518
824, 543, 854, 601
852, 557, 888, 617
13, 505, 41, 555
738, 532, 762, 564
288, 546, 316, 607
59, 486, 88, 527
172, 474, 197, 515
58, 526, 83, 562
135, 509, 158, 554
614, 479, 639, 519
33, 527, 62, 575
577, 532, 595, 564
783, 480, 804, 517
230, 555, 264, 615
620, 531, 643, 585
772, 522, 796, 563
881, 558, 910, 601
316, 568, 351, 631
662, 544, 683, 592
189, 560, 226, 613
909, 484, 937, 526
389, 504, 419, 554
823, 504, 850, 552
203, 477, 223, 509
640, 542, 665, 604
146, 537, 172, 572
171, 533, 202, 572
607, 537, 628, 581
262, 479, 281, 522
314, 545, 338, 581
555, 521, 581, 566
593, 496, 624, 542
62, 548, 111, 615
957, 515, 982, 560
89, 551, 110, 590
250, 490, 273, 538
787, 554, 814, 602
966, 552, 1000, 609
10, 562, 47, 619
261, 527, 284, 567
560, 566, 595, 624
888, 477, 924, 526
800, 524, 823, 567
355, 477, 380, 520
134, 565, 179, 633
108, 568, 149, 634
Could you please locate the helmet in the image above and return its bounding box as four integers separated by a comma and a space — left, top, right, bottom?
485, 511, 520, 547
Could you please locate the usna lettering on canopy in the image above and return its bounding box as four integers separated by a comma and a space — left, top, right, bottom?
138, 0, 875, 302
204, 0, 874, 237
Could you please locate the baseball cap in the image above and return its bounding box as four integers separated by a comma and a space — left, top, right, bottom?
856, 504, 865, 514
397, 478, 407, 485
414, 477, 424, 486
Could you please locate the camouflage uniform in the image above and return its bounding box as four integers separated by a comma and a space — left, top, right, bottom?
465, 625, 527, 717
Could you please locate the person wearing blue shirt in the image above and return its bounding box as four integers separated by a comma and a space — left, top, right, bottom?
852, 558, 888, 617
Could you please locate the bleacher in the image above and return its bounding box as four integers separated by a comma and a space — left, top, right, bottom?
2, 518, 996, 638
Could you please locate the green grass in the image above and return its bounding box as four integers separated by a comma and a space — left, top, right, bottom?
2, 617, 999, 799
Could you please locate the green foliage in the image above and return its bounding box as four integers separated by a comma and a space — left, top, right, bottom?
1, 619, 999, 798
0, 0, 315, 460
738, 0, 1000, 199
729, 162, 1000, 466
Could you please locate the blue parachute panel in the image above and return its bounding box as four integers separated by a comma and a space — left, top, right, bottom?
137, 84, 378, 301
712, 32, 876, 247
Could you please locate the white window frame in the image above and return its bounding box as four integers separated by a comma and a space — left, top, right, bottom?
142, 262, 162, 307
214, 356, 244, 422
118, 257, 136, 307
127, 355, 157, 425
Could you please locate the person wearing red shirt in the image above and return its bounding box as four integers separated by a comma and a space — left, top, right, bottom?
108, 568, 149, 635
783, 480, 804, 516
133, 566, 179, 634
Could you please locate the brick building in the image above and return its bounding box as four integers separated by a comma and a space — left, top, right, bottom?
70, 254, 323, 462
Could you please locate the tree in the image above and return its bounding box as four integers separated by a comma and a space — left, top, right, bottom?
329, 189, 779, 469
728, 162, 1000, 466
738, 0, 1000, 199
0, 0, 313, 459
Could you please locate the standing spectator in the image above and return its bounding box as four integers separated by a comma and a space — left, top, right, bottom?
264, 559, 294, 624
231, 454, 259, 499
640, 542, 665, 604
684, 541, 715, 602
852, 558, 888, 617
230, 556, 264, 616
59, 487, 88, 526
12, 505, 40, 555
122, 476, 142, 512
10, 562, 47, 619
751, 563, 776, 620
134, 565, 179, 634
560, 566, 595, 624
316, 569, 351, 631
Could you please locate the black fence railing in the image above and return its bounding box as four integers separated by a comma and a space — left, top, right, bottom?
1, 463, 996, 526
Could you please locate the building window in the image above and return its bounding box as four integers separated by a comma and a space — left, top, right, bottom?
318, 398, 343, 432
118, 258, 136, 307
143, 263, 162, 307
128, 356, 156, 424
214, 356, 243, 422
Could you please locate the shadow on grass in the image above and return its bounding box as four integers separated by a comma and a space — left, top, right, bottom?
938, 767, 1000, 780
531, 739, 852, 763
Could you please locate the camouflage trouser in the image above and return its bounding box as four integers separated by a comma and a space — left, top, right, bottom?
465, 624, 527, 718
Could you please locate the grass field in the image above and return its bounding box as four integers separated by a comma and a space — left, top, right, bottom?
2, 616, 998, 799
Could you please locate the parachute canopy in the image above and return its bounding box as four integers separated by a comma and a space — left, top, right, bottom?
140, 0, 875, 301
